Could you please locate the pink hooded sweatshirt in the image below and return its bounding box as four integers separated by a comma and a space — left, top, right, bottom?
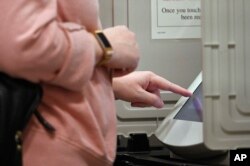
0, 0, 116, 165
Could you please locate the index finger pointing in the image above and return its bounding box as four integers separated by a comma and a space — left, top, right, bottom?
152, 75, 192, 97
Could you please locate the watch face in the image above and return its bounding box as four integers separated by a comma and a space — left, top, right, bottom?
97, 32, 112, 48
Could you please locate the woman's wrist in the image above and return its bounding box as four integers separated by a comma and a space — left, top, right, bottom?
90, 33, 103, 66
93, 30, 113, 66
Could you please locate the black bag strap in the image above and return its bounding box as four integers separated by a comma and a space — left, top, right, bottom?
0, 73, 56, 166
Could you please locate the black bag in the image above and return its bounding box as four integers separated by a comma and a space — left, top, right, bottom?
0, 73, 55, 166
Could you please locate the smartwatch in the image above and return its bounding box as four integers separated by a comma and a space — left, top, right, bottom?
94, 30, 113, 66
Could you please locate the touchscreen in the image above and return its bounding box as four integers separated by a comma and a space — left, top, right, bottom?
174, 83, 203, 122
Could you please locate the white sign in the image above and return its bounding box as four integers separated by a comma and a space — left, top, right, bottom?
151, 0, 201, 39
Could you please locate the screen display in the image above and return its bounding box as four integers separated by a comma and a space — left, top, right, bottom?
174, 83, 203, 122
97, 32, 112, 47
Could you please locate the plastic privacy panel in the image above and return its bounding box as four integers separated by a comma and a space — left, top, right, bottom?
202, 0, 250, 150
98, 0, 113, 29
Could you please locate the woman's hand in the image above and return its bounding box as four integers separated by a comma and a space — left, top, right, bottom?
113, 71, 192, 108
102, 26, 140, 76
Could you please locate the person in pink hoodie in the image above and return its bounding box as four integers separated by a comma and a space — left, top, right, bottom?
0, 0, 192, 165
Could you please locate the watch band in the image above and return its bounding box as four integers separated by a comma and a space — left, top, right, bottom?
94, 30, 113, 66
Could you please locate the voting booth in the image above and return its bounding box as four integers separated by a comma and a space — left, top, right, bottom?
99, 0, 202, 138
99, 0, 250, 165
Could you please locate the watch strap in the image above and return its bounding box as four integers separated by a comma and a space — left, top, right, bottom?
94, 30, 113, 66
